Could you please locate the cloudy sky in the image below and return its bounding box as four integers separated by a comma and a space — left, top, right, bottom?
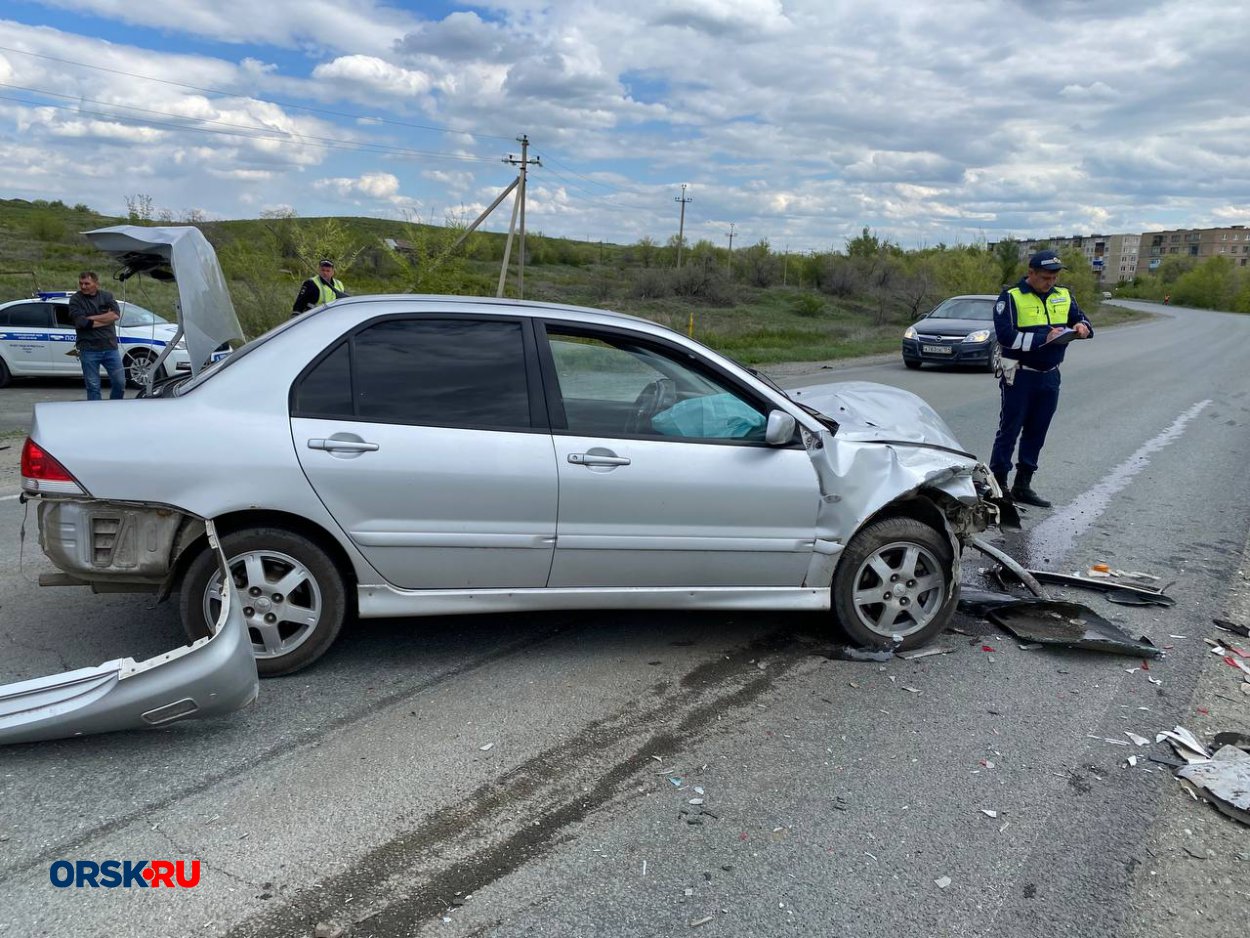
1, 0, 1246, 251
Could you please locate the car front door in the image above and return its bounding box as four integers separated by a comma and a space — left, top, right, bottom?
50, 302, 84, 373
291, 315, 557, 590
539, 324, 819, 589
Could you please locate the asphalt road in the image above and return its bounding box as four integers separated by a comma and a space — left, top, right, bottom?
1, 301, 1248, 937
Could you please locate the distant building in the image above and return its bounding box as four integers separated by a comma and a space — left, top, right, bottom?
1138, 225, 1250, 271
989, 233, 1139, 285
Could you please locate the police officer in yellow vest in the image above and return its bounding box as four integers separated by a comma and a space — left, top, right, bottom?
989, 250, 1092, 508
291, 259, 348, 315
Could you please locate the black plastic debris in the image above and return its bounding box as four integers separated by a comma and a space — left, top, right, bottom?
1211, 732, 1250, 754
1213, 618, 1250, 639
994, 568, 1175, 607
958, 587, 1028, 618
987, 600, 1163, 658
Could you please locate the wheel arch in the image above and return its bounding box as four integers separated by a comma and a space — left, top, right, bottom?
168, 509, 359, 613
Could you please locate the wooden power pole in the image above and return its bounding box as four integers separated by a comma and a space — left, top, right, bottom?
674, 184, 692, 268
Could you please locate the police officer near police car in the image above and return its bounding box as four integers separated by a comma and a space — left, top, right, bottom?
989, 249, 1092, 508
291, 259, 348, 315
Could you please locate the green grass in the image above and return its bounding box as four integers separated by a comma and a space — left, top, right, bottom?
0, 198, 1155, 366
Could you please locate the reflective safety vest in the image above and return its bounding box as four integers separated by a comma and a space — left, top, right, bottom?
1007, 285, 1071, 328
312, 276, 345, 307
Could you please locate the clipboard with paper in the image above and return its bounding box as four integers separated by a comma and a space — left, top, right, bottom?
1043, 326, 1081, 346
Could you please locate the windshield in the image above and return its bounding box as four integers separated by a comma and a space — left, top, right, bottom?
118, 302, 170, 327
926, 297, 995, 321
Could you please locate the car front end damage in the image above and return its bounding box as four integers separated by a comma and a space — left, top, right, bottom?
789, 381, 1003, 586
0, 521, 258, 746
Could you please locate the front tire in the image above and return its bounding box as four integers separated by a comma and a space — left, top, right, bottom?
903, 358, 922, 370
832, 516, 956, 650
0, 356, 11, 388
124, 348, 159, 389
985, 341, 1001, 374
179, 527, 348, 676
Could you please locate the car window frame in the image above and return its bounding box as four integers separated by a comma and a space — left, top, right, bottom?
535, 320, 796, 447
2, 302, 55, 329
288, 311, 551, 433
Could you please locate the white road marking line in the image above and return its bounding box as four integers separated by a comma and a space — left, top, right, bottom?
1026, 399, 1212, 568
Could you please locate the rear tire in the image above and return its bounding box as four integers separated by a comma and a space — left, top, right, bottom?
832, 516, 956, 650
179, 527, 348, 677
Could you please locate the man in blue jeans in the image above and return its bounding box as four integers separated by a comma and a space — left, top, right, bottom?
69, 271, 125, 400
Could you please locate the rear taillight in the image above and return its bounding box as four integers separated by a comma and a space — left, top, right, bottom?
21, 439, 84, 494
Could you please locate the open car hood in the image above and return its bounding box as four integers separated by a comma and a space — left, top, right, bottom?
0, 521, 259, 745
84, 225, 243, 377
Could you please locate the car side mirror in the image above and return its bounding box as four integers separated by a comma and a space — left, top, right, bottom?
764, 410, 796, 445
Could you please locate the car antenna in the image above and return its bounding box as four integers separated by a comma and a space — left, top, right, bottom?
1, 269, 43, 295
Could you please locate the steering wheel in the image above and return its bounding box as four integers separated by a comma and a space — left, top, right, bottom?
625, 378, 677, 433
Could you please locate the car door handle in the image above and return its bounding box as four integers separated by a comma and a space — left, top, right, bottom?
307, 438, 379, 452
568, 453, 630, 467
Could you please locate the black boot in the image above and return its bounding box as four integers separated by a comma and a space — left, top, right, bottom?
1011, 469, 1052, 508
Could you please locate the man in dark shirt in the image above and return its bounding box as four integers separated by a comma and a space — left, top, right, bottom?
68, 271, 126, 400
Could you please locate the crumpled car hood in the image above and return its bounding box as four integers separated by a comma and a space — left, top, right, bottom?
84, 225, 243, 376
788, 380, 971, 453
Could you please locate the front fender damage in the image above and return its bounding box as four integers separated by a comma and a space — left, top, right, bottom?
0, 520, 258, 746
802, 426, 997, 589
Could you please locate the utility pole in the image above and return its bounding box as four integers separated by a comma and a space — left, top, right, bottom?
783, 243, 789, 286
674, 184, 692, 268
500, 134, 541, 298
725, 223, 736, 274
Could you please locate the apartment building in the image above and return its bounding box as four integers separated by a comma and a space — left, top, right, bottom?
1139, 225, 1250, 271
989, 233, 1139, 285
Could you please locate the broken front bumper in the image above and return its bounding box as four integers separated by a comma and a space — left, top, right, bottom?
0, 521, 258, 745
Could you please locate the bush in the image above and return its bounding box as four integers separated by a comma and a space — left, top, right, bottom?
791, 293, 826, 317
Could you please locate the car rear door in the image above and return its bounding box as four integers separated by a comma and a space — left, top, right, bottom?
0, 302, 58, 374
290, 314, 557, 590
539, 323, 819, 589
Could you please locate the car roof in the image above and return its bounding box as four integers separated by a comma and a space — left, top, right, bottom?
327, 294, 665, 330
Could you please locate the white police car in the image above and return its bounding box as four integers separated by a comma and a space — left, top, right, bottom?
0, 292, 226, 389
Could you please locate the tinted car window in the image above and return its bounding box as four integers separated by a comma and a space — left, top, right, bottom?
294, 318, 531, 430
5, 303, 54, 328
293, 341, 352, 416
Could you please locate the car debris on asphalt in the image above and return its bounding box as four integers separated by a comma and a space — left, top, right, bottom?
986, 601, 1163, 658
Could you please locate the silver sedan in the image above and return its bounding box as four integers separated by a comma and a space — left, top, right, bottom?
22, 295, 997, 676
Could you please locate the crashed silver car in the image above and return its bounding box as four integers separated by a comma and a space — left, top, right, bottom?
21, 234, 1001, 676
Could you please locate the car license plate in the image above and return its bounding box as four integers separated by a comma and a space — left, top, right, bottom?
922, 344, 952, 354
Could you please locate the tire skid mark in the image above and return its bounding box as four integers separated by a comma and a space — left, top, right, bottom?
229, 632, 812, 938
0, 627, 567, 880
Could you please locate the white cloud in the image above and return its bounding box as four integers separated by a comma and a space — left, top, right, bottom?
312, 56, 434, 99
315, 171, 403, 202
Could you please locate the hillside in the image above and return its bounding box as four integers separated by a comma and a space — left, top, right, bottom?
0, 198, 1148, 364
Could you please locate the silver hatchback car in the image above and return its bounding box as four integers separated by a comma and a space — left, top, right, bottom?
22, 294, 999, 676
